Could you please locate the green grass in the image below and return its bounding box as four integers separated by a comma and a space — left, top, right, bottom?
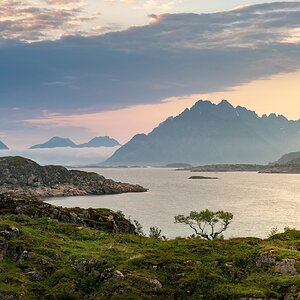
0, 213, 299, 300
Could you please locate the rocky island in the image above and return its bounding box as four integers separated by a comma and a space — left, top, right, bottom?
189, 175, 218, 180
0, 156, 147, 197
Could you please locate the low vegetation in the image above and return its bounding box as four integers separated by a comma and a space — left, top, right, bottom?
175, 209, 233, 240
0, 195, 299, 299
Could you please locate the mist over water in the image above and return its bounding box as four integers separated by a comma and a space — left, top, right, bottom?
46, 168, 300, 239
0, 147, 119, 166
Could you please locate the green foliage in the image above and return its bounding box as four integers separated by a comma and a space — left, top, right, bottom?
133, 219, 145, 236
115, 210, 125, 219
175, 209, 233, 240
149, 226, 166, 240
268, 226, 279, 238
268, 227, 300, 246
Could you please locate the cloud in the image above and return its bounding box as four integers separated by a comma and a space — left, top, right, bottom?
143, 0, 176, 11
110, 0, 177, 11
0, 2, 300, 119
44, 0, 79, 4
0, 0, 102, 41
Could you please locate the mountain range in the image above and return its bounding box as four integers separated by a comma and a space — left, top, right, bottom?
30, 136, 120, 149
0, 141, 8, 150
104, 100, 300, 166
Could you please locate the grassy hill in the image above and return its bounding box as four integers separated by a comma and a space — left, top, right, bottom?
0, 195, 299, 299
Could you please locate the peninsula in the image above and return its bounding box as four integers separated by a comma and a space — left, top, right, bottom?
0, 156, 147, 197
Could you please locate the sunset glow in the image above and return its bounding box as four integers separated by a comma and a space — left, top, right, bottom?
21, 68, 300, 147
0, 1, 300, 148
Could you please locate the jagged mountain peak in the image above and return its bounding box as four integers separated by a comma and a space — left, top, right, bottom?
218, 99, 234, 109
236, 105, 258, 119
189, 99, 238, 120
191, 100, 216, 112
104, 99, 300, 166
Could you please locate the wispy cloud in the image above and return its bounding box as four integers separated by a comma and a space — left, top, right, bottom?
0, 0, 103, 41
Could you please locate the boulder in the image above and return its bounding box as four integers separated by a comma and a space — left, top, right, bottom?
275, 259, 297, 275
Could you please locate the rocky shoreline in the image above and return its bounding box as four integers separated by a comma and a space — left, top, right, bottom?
189, 164, 266, 172
177, 163, 300, 174
0, 156, 147, 197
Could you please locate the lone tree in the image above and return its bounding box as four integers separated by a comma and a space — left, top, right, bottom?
174, 209, 233, 240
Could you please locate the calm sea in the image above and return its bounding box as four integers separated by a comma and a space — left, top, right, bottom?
45, 168, 300, 239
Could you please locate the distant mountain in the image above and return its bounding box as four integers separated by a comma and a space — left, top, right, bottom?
288, 157, 300, 164
273, 151, 300, 165
30, 136, 121, 149
0, 141, 8, 150
78, 136, 120, 148
259, 149, 300, 173
30, 137, 77, 149
104, 100, 300, 166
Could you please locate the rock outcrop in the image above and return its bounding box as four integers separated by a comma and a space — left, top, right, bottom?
0, 156, 147, 197
0, 194, 135, 234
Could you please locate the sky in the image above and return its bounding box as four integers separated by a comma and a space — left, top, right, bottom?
0, 0, 300, 149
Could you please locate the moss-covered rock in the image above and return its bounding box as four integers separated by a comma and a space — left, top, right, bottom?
0, 195, 135, 234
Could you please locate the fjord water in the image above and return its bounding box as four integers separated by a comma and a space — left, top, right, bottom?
46, 168, 300, 239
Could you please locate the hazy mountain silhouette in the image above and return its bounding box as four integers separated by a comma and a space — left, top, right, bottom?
78, 137, 120, 148
30, 136, 121, 149
0, 141, 8, 150
273, 151, 300, 165
104, 100, 300, 166
30, 137, 77, 149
